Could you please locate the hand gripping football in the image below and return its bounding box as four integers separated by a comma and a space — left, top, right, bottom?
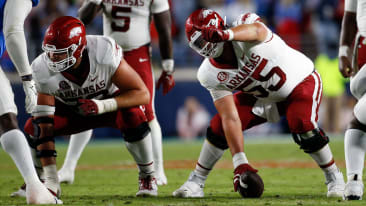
237, 171, 264, 198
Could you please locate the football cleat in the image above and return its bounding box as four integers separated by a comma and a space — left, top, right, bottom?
325, 170, 345, 197
343, 179, 364, 200
136, 175, 158, 197
11, 183, 26, 197
155, 171, 167, 186
26, 183, 63, 204
172, 171, 206, 198
58, 168, 75, 184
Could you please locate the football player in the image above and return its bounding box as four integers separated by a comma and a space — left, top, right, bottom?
173, 9, 345, 198
57, 0, 174, 186
24, 16, 158, 197
339, 0, 366, 200
1, 0, 61, 204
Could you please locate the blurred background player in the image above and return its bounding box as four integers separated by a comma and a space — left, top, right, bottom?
0, 0, 61, 204
26, 16, 158, 197
173, 9, 345, 198
338, 0, 366, 200
57, 0, 174, 186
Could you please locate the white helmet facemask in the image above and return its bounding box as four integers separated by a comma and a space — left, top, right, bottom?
42, 38, 81, 72
189, 31, 224, 58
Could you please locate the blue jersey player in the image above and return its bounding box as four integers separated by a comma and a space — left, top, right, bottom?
0, 0, 61, 204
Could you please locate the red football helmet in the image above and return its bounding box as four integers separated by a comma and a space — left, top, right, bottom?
185, 9, 226, 58
42, 16, 87, 72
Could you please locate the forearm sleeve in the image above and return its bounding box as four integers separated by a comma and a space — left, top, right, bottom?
3, 0, 33, 76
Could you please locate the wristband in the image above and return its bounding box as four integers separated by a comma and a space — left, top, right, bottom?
226, 29, 234, 41
32, 105, 55, 117
162, 59, 174, 74
233, 152, 249, 169
339, 45, 351, 58
93, 98, 118, 114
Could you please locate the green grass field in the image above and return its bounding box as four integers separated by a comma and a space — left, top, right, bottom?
0, 135, 364, 205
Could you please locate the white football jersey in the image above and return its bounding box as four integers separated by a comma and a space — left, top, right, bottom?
31, 35, 123, 106
101, 0, 169, 51
197, 13, 314, 103
345, 0, 366, 36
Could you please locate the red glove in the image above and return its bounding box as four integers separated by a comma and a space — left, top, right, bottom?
233, 164, 258, 192
201, 27, 232, 43
77, 99, 98, 116
156, 71, 175, 95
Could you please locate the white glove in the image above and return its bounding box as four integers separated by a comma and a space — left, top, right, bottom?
22, 80, 37, 114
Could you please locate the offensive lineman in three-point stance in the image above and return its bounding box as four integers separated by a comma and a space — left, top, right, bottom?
24, 16, 159, 198
173, 9, 345, 198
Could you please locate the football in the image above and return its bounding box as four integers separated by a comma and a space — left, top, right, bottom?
237, 171, 264, 198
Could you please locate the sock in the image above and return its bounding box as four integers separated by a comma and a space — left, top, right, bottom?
0, 129, 39, 185
195, 140, 225, 177
43, 164, 59, 194
309, 144, 338, 173
61, 130, 93, 172
125, 133, 154, 177
148, 119, 164, 174
345, 129, 366, 181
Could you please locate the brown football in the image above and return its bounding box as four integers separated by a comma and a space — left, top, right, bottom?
237, 171, 264, 198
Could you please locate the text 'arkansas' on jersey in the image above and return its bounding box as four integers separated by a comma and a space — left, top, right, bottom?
103, 0, 144, 7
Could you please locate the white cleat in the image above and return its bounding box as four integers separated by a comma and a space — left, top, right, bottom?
325, 170, 345, 198
26, 183, 63, 204
344, 180, 364, 200
136, 175, 158, 197
58, 168, 75, 184
155, 172, 167, 186
11, 183, 26, 197
173, 171, 206, 198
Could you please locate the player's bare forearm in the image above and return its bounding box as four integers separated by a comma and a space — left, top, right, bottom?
231, 22, 268, 42
113, 87, 149, 108
339, 11, 357, 77
112, 59, 150, 108
154, 10, 173, 59
78, 1, 101, 25
339, 11, 357, 46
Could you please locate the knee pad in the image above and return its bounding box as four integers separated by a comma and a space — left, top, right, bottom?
25, 117, 55, 148
206, 127, 229, 150
36, 150, 57, 158
354, 94, 366, 125
123, 122, 150, 142
292, 128, 329, 153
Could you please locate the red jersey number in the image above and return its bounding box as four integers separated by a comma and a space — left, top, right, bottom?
239, 58, 287, 98
111, 6, 131, 32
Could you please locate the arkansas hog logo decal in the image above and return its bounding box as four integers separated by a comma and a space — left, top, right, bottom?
217, 72, 228, 82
